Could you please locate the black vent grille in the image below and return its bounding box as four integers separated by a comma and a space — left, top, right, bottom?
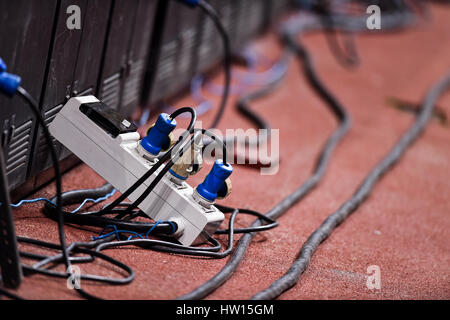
156, 40, 177, 84
152, 38, 178, 100
5, 120, 32, 175
123, 59, 145, 108
178, 27, 196, 78
36, 104, 63, 155
101, 73, 121, 110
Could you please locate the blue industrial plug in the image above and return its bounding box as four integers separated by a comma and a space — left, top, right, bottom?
140, 113, 177, 156
0, 57, 21, 97
176, 0, 199, 7
196, 159, 233, 202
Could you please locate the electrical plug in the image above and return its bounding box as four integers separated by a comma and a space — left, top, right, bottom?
194, 159, 233, 208
169, 131, 203, 185
0, 58, 21, 97
137, 113, 176, 162
176, 0, 200, 8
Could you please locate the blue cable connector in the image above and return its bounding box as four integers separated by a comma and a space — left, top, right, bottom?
0, 57, 21, 97
177, 0, 199, 7
140, 113, 176, 156
196, 159, 233, 202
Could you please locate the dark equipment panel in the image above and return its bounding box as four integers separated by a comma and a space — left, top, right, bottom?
267, 0, 294, 25
2, 0, 292, 195
30, 0, 87, 179
141, 0, 202, 106
120, 0, 158, 117
196, 0, 267, 76
73, 0, 112, 98
97, 0, 138, 112
30, 0, 112, 183
196, 0, 221, 74
0, 0, 58, 190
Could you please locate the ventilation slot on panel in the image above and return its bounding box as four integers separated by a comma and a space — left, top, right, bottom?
157, 41, 177, 83
123, 59, 145, 108
178, 28, 196, 77
152, 40, 178, 100
36, 104, 63, 155
199, 17, 216, 70
248, 2, 264, 35
5, 120, 32, 176
101, 73, 121, 110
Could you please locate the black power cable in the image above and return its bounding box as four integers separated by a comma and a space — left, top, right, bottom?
3, 175, 277, 300
26, 187, 278, 263
92, 205, 277, 259
214, 205, 279, 235
15, 86, 101, 300
177, 24, 352, 301
98, 107, 197, 215
2, 0, 421, 300
116, 137, 196, 216
42, 183, 176, 235
23, 108, 244, 280
177, 1, 423, 299
10, 88, 145, 300
0, 0, 255, 297
19, 236, 134, 286
108, 128, 228, 218
252, 71, 450, 300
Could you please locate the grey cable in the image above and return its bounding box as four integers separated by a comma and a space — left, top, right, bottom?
176, 7, 421, 300
252, 72, 450, 299
177, 21, 352, 301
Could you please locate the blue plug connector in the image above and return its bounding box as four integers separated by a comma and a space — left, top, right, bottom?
196, 159, 233, 202
140, 113, 177, 156
176, 0, 199, 7
0, 57, 21, 97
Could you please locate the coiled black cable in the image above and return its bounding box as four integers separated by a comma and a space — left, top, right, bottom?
19, 236, 134, 286
42, 183, 176, 235
15, 86, 101, 300
80, 205, 277, 259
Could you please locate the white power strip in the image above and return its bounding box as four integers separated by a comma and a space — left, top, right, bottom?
49, 96, 225, 246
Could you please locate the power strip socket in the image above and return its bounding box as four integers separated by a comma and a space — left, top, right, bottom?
49, 96, 225, 246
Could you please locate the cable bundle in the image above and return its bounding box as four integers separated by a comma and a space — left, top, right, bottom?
1, 0, 446, 301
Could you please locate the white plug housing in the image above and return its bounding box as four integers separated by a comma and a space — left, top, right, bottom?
48, 96, 224, 246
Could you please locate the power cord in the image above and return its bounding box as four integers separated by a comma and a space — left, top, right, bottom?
252, 71, 450, 300
177, 1, 423, 299
15, 86, 102, 300
1, 97, 276, 299
177, 16, 352, 301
